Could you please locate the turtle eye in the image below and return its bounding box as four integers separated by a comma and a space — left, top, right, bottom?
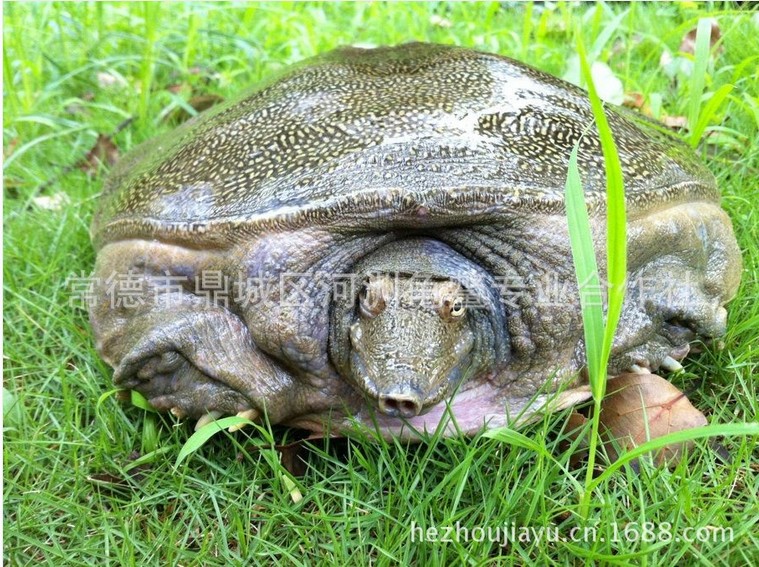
359, 280, 386, 318
440, 296, 466, 320
450, 298, 466, 317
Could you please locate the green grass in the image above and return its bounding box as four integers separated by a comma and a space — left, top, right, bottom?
4, 2, 758, 565
564, 31, 630, 518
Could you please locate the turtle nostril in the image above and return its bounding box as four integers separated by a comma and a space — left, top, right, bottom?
378, 392, 422, 418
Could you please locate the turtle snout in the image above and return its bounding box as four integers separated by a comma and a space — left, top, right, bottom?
378, 387, 424, 418
349, 349, 429, 418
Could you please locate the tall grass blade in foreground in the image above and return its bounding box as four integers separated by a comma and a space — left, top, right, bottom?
566, 35, 628, 518
685, 17, 734, 148
564, 146, 604, 397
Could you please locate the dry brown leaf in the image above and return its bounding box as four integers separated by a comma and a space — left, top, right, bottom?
662, 115, 688, 130
97, 71, 128, 89
78, 134, 120, 174
33, 193, 70, 210
168, 94, 225, 124
278, 438, 311, 477
623, 92, 645, 110
679, 18, 722, 56
188, 94, 224, 113
4, 137, 19, 159
166, 83, 186, 94
599, 373, 708, 465
430, 14, 452, 28
65, 102, 88, 116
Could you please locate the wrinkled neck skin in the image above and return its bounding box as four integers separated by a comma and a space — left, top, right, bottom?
330, 238, 509, 418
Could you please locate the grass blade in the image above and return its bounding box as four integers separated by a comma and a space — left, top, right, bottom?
564, 146, 604, 397
175, 416, 252, 467
570, 31, 628, 518
589, 422, 759, 491
690, 83, 734, 146
482, 427, 553, 459
579, 52, 627, 389
130, 390, 157, 413
688, 18, 716, 147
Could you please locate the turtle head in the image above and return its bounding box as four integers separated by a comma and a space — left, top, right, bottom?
329, 237, 509, 420
347, 274, 475, 418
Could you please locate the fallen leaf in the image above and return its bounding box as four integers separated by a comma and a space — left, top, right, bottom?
33, 193, 70, 210
599, 373, 708, 465
97, 71, 128, 89
167, 93, 224, 124
78, 134, 120, 174
4, 137, 19, 159
662, 115, 689, 130
430, 14, 452, 28
187, 94, 224, 113
278, 438, 310, 477
88, 472, 134, 492
65, 102, 89, 116
679, 18, 722, 56
166, 83, 186, 94
623, 92, 645, 110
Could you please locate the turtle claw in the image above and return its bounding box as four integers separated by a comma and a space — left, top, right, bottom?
660, 356, 684, 373
195, 410, 223, 431
228, 409, 260, 432
628, 364, 650, 375
170, 406, 186, 419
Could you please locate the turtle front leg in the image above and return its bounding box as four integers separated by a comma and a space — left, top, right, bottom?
112, 295, 297, 424
89, 241, 297, 425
